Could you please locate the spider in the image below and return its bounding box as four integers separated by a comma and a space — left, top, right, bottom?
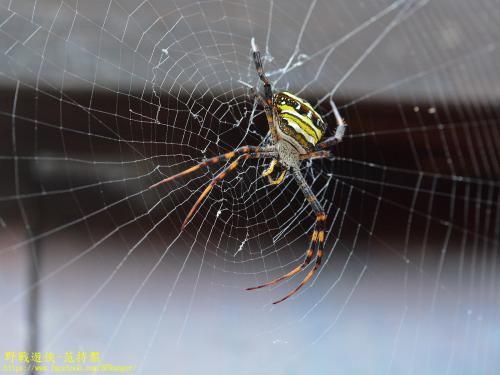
150, 39, 347, 304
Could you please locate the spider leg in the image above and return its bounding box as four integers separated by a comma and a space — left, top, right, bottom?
262, 159, 289, 185
246, 169, 327, 304
272, 215, 326, 304
315, 102, 348, 150
180, 151, 278, 230
315, 137, 342, 150
299, 150, 332, 160
272, 169, 327, 304
149, 146, 274, 189
251, 39, 278, 142
250, 87, 273, 138
245, 229, 318, 290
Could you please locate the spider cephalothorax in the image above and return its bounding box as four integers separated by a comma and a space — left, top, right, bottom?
150, 39, 347, 304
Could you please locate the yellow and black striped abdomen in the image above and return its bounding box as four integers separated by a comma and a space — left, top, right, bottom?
274, 91, 326, 152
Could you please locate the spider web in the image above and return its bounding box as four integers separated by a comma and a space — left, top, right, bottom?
1, 0, 499, 373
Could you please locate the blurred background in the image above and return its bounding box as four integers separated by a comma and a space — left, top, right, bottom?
0, 0, 499, 374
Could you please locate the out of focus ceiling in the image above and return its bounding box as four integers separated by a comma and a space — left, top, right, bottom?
1, 0, 499, 102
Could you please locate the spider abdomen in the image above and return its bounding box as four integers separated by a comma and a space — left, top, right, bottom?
274, 91, 326, 153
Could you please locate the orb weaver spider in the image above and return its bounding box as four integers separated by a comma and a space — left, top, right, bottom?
150, 39, 347, 304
